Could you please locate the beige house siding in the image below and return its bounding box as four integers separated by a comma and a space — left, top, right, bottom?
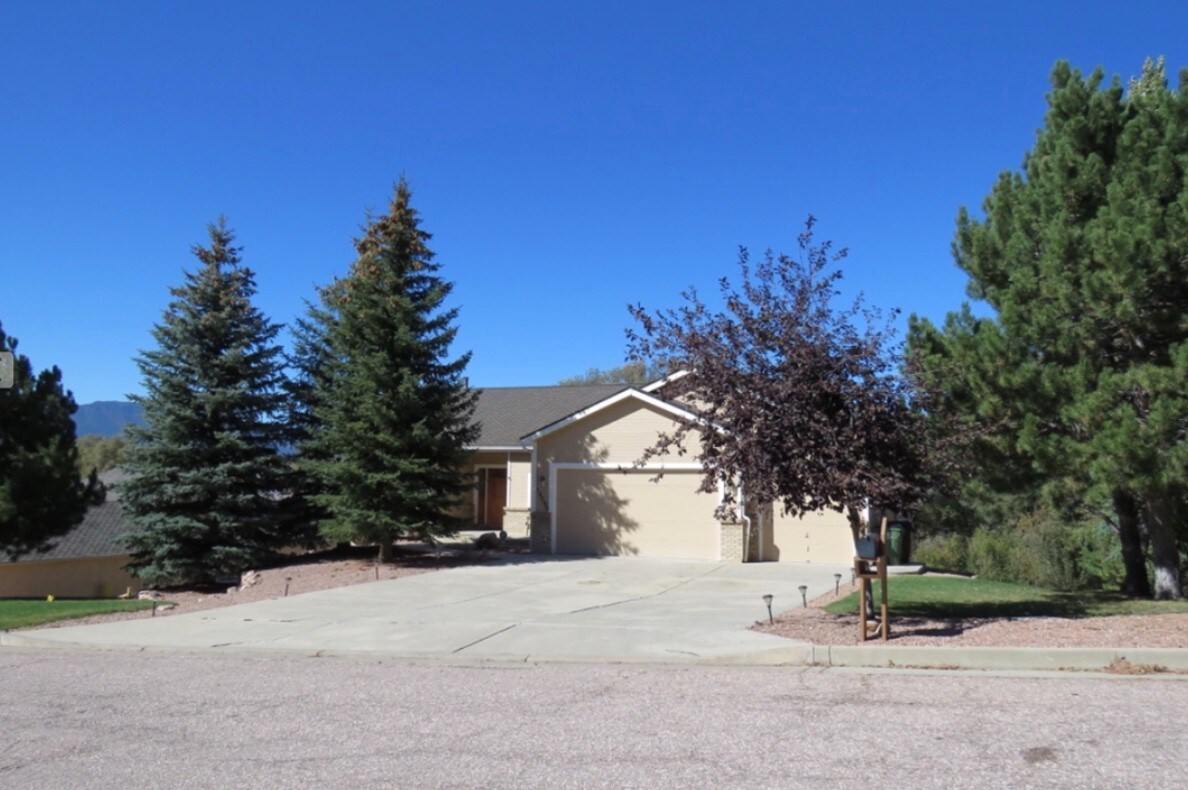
535, 397, 734, 559
0, 555, 141, 599
534, 397, 705, 507
766, 507, 854, 564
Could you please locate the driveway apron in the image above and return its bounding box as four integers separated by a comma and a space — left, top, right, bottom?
3, 558, 847, 663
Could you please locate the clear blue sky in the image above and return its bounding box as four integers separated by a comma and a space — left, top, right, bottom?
2, 1, 1184, 403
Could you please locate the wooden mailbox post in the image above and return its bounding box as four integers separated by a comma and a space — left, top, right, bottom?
854, 516, 890, 642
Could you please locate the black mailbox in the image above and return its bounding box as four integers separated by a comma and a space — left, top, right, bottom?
855, 533, 881, 560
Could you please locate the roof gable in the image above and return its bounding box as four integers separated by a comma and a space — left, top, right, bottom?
520, 387, 704, 443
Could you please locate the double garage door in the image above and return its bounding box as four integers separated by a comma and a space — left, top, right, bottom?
553, 468, 719, 559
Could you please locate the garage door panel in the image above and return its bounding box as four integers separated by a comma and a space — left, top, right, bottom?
555, 469, 718, 559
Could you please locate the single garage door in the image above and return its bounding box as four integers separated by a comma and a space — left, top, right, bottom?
554, 468, 719, 559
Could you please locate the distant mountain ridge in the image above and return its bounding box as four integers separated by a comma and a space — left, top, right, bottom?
73, 401, 143, 438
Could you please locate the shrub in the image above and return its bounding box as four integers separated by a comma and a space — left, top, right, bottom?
968, 528, 1024, 583
913, 534, 970, 573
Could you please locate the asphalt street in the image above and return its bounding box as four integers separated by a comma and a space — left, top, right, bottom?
2, 648, 1185, 788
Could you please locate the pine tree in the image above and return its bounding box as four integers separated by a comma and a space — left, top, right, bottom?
304, 179, 479, 561
284, 280, 343, 533
120, 220, 296, 586
909, 59, 1188, 598
0, 322, 98, 557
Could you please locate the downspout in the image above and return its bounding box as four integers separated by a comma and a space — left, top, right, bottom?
738, 483, 752, 562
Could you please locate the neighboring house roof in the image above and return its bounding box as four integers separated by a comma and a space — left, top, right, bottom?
1, 500, 128, 564
470, 385, 628, 449
97, 467, 130, 500
1, 468, 131, 564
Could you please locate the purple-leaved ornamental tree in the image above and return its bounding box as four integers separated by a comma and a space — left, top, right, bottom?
627, 217, 947, 543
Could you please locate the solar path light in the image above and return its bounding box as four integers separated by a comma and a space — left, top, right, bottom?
284, 577, 292, 597
799, 585, 809, 608
834, 573, 842, 595
762, 594, 774, 624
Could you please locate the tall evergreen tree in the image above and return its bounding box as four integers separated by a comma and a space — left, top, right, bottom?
120, 220, 296, 586
0, 322, 98, 557
284, 280, 343, 532
909, 59, 1188, 598
304, 179, 478, 562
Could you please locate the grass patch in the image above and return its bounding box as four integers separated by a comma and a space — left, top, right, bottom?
0, 599, 158, 630
824, 576, 1188, 619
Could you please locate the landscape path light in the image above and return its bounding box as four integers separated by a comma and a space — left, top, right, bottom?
762, 594, 774, 625
284, 576, 292, 597
834, 573, 841, 595
799, 585, 808, 608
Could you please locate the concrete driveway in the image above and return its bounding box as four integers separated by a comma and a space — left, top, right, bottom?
3, 557, 847, 663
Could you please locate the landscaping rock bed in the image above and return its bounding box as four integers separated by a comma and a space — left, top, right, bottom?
754, 583, 1188, 648
26, 543, 518, 631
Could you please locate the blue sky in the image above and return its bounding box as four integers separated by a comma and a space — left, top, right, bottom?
2, 1, 1185, 403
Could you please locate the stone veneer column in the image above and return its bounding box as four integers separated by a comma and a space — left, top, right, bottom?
529, 511, 552, 554
719, 522, 746, 562
502, 508, 531, 539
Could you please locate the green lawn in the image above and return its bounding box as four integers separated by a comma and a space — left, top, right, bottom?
0, 599, 159, 630
824, 576, 1188, 619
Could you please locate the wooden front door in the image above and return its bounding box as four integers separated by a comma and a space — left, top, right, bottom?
483, 468, 507, 529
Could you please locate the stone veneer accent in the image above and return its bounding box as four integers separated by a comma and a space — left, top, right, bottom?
719, 522, 746, 563
502, 508, 532, 540
529, 511, 552, 554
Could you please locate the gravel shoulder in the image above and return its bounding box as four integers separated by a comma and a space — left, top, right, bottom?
753, 581, 1188, 648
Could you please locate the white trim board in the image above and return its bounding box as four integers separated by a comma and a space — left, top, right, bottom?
641, 369, 690, 393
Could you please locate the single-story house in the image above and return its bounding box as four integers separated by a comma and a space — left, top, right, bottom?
464, 372, 855, 564
0, 469, 142, 598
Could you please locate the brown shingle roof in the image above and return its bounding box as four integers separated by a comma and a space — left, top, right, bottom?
470, 385, 628, 448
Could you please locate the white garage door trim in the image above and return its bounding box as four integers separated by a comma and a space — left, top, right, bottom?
548, 462, 722, 558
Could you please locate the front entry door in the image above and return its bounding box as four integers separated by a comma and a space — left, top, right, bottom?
483, 468, 507, 529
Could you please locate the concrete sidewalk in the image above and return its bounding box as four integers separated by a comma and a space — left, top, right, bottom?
2, 557, 843, 663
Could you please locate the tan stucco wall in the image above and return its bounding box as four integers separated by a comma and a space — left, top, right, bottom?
534, 397, 725, 559
534, 397, 705, 506
765, 506, 854, 564
0, 555, 142, 599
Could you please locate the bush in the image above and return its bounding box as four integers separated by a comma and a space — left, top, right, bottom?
968, 528, 1023, 583
913, 534, 970, 573
913, 499, 1125, 592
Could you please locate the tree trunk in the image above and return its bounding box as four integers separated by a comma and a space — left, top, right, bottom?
1113, 490, 1152, 598
377, 539, 392, 565
845, 504, 864, 546
1143, 494, 1183, 600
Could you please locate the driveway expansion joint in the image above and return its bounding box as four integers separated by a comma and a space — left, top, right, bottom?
451, 623, 520, 654
565, 564, 727, 615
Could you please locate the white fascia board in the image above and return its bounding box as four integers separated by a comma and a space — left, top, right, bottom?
521, 388, 707, 443
640, 369, 690, 393
551, 461, 704, 471
464, 445, 528, 452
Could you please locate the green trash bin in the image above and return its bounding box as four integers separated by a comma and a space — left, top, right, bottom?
886, 521, 912, 565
